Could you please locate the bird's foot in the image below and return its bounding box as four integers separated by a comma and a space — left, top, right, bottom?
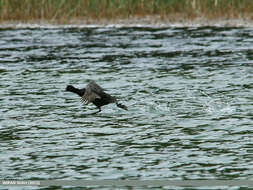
90, 108, 101, 115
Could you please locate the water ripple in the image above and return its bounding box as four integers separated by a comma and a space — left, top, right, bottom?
0, 27, 253, 186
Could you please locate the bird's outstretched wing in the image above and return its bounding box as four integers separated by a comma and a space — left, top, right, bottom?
81, 81, 105, 104
88, 81, 106, 93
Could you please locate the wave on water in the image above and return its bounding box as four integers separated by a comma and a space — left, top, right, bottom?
1, 18, 253, 29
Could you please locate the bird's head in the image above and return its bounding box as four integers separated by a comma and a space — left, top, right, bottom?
66, 85, 75, 92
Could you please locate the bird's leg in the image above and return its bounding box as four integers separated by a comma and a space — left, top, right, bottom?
91, 107, 101, 114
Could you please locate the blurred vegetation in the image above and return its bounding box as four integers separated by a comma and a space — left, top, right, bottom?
0, 0, 252, 23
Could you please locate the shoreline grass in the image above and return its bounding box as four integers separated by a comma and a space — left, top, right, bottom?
0, 0, 253, 24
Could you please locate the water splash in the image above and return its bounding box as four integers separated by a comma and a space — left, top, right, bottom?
129, 87, 236, 119
199, 90, 236, 116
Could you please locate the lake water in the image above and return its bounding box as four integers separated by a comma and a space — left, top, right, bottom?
0, 26, 253, 189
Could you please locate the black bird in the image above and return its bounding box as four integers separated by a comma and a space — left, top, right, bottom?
66, 81, 128, 114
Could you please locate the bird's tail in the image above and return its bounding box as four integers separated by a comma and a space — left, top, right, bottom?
116, 103, 128, 110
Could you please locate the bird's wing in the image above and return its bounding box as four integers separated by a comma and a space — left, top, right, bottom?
89, 81, 118, 103
88, 81, 106, 93
81, 82, 103, 104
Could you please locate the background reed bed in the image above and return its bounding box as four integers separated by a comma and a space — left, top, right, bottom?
0, 0, 252, 24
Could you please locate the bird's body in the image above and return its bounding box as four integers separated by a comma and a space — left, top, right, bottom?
66, 81, 127, 113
